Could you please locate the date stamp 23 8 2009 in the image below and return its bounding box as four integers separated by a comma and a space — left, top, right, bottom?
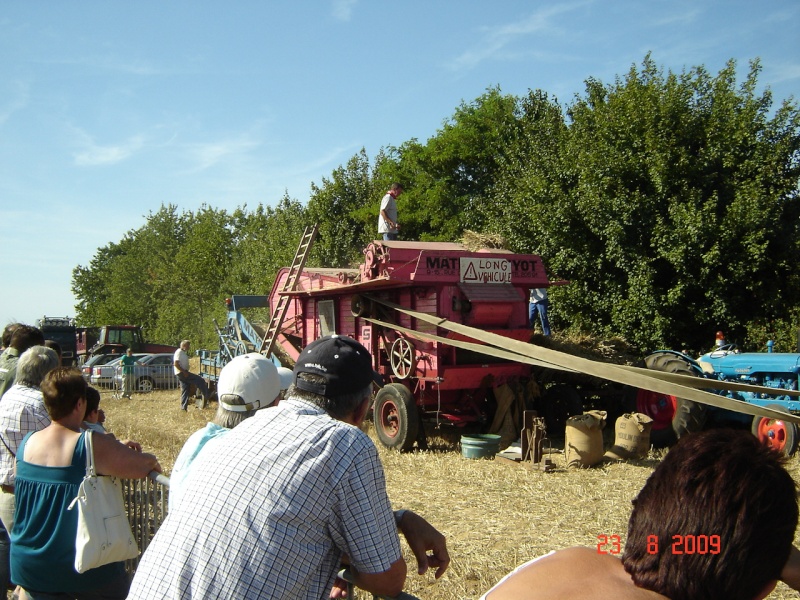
597, 534, 721, 555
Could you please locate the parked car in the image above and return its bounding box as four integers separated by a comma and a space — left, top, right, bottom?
81, 353, 123, 383
113, 353, 178, 393
91, 354, 149, 388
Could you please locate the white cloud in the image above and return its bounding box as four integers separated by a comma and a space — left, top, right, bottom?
332, 0, 358, 22
71, 127, 146, 166
182, 135, 262, 173
650, 8, 701, 27
768, 62, 800, 85
447, 2, 590, 71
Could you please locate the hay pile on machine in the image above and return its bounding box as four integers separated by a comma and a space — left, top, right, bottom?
267, 239, 558, 450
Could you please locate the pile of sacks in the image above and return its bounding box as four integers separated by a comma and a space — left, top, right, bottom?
564, 411, 654, 468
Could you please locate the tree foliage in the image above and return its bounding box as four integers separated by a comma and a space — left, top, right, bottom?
478, 57, 800, 351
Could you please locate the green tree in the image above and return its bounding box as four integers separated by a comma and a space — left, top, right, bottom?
153, 206, 234, 347
498, 56, 800, 352
306, 149, 380, 268
387, 87, 526, 242
225, 195, 307, 298
72, 205, 188, 341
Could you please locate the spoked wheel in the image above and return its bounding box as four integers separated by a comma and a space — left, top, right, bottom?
639, 352, 707, 447
752, 404, 798, 456
374, 384, 419, 451
390, 337, 417, 380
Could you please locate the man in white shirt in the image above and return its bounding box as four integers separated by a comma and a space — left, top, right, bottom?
378, 183, 403, 241
173, 339, 210, 411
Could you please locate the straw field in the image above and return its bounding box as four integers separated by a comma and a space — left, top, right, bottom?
100, 385, 800, 600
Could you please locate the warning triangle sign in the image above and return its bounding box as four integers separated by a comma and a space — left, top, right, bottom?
463, 262, 479, 282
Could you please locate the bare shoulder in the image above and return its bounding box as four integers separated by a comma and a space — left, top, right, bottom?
484, 547, 668, 600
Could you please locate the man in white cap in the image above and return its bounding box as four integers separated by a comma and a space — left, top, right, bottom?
168, 353, 285, 511
130, 334, 449, 600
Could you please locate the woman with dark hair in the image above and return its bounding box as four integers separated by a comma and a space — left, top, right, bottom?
481, 429, 800, 600
10, 368, 160, 599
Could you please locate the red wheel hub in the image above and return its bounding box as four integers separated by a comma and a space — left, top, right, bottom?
636, 389, 677, 431
754, 418, 789, 453
379, 400, 400, 438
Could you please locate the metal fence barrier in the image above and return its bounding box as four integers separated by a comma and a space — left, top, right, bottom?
122, 471, 170, 573
109, 364, 182, 396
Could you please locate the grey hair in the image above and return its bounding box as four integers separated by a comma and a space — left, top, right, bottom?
287, 373, 371, 420
213, 395, 257, 429
16, 346, 59, 388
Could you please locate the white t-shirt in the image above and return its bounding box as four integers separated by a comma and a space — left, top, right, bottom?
173, 348, 189, 375
378, 192, 397, 234
530, 288, 548, 303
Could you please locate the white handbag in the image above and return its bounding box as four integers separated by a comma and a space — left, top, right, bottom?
68, 430, 139, 573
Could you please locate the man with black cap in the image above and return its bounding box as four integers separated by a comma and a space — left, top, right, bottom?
129, 334, 449, 600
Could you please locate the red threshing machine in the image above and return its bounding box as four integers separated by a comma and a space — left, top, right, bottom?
269, 240, 553, 450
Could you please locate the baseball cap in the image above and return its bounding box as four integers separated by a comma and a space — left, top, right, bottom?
293, 335, 374, 397
218, 353, 281, 412
276, 367, 294, 391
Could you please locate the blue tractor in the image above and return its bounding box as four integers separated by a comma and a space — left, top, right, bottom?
637, 343, 800, 454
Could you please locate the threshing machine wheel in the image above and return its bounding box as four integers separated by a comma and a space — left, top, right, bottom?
374, 383, 419, 451
390, 337, 417, 380
751, 403, 798, 456
637, 353, 707, 447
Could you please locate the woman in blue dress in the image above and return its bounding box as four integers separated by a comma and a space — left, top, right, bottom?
11, 367, 161, 599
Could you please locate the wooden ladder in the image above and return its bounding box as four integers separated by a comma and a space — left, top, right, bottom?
258, 223, 318, 357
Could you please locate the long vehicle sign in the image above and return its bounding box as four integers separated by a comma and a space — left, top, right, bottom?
413, 251, 547, 285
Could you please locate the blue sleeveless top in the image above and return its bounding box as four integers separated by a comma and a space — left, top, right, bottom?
10, 431, 127, 593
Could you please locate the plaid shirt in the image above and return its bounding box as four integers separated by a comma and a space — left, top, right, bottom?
129, 398, 402, 600
0, 384, 51, 487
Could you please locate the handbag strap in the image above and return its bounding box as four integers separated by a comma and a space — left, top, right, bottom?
84, 430, 97, 478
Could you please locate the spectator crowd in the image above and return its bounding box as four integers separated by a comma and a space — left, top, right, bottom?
0, 322, 799, 599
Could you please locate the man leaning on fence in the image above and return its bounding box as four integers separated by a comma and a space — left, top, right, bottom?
173, 340, 210, 411
129, 334, 449, 600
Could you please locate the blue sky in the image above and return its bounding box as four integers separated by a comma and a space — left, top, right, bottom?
1, 1, 798, 327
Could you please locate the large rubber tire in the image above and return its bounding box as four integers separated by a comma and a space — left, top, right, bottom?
541, 384, 583, 437
374, 384, 419, 451
638, 353, 707, 448
751, 404, 798, 456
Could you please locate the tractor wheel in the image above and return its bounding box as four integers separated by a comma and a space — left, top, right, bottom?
374, 384, 419, 451
541, 384, 583, 436
751, 404, 798, 456
136, 377, 155, 393
638, 353, 707, 448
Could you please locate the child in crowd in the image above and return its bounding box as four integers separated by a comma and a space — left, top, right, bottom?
82, 385, 110, 435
